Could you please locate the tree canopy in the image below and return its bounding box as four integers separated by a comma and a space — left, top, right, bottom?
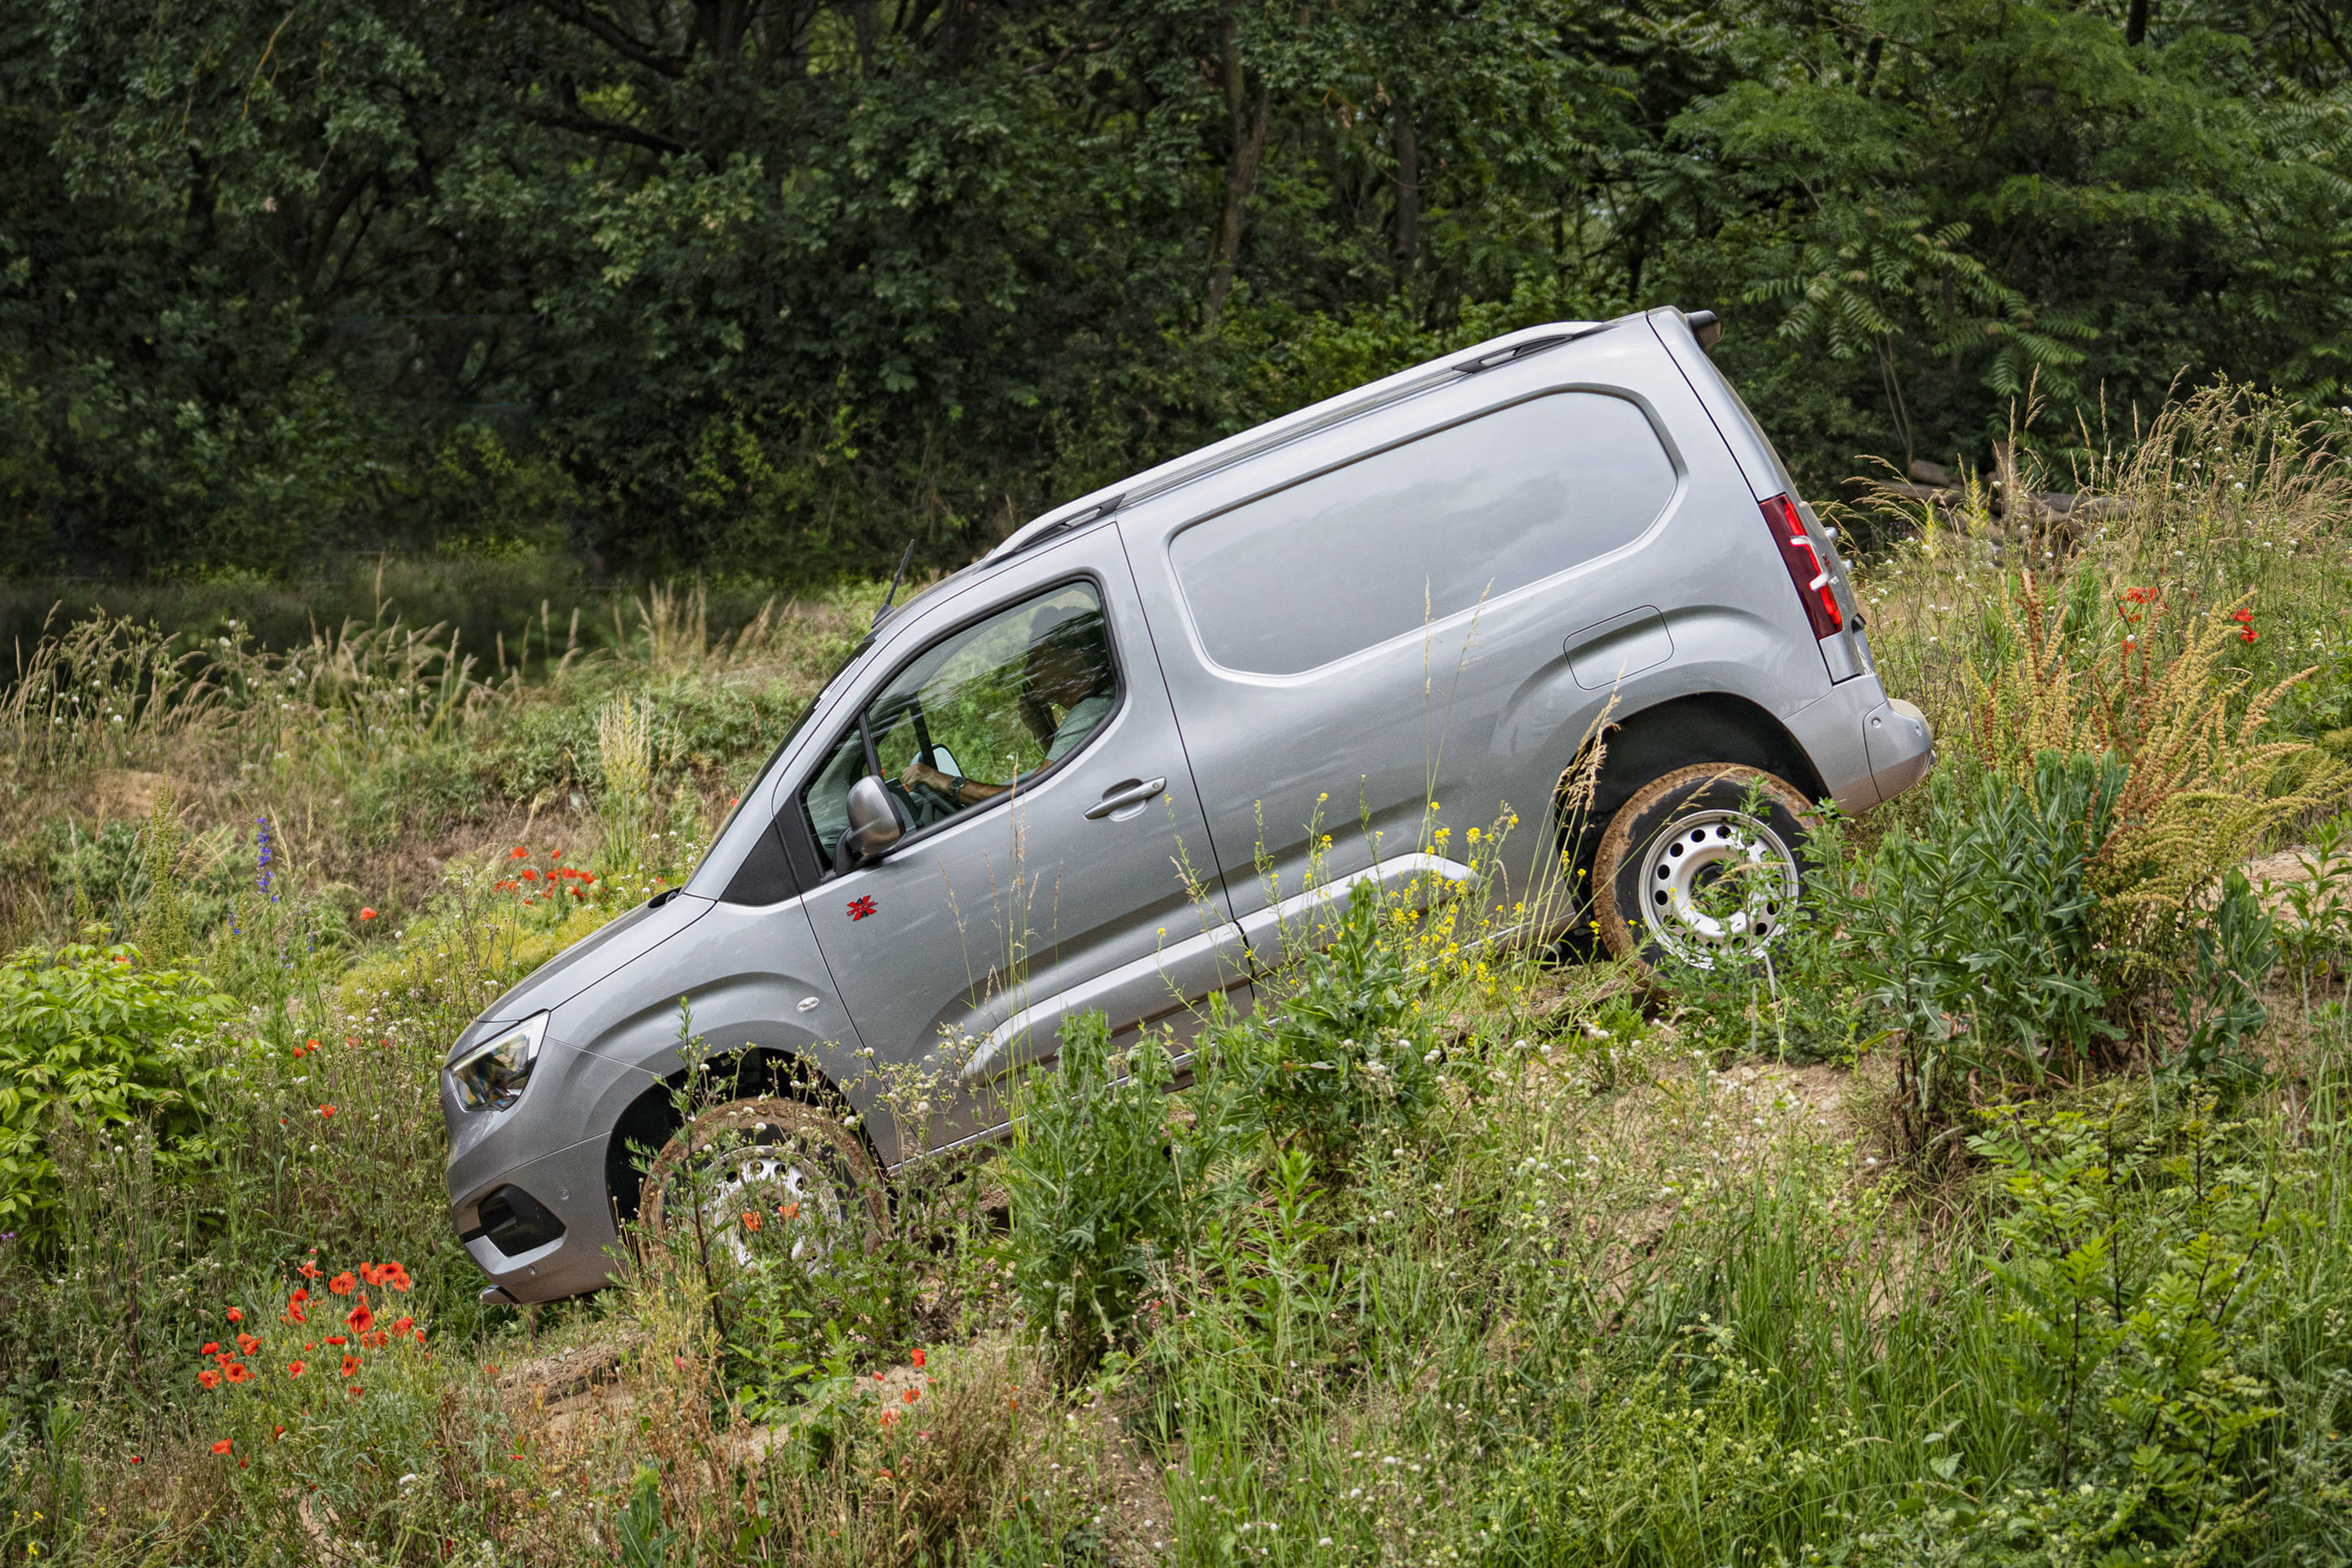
2, 0, 2347, 578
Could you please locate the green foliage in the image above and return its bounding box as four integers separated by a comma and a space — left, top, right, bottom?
477, 675, 811, 804
0, 941, 237, 1241
1001, 1013, 1179, 1379
1835, 754, 2129, 1153
2176, 871, 2281, 1090
1968, 1100, 2292, 1543
1220, 880, 1441, 1168
618, 1466, 679, 1568
4, 0, 2350, 575
2265, 815, 2352, 981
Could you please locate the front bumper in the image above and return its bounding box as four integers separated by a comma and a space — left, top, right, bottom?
443, 1032, 664, 1306
449, 1133, 622, 1303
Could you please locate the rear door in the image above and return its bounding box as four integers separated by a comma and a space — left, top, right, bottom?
796, 526, 1246, 1155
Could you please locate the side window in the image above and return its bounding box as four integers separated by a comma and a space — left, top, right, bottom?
801, 583, 1120, 863
1167, 391, 1677, 676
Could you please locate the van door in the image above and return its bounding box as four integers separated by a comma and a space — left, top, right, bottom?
1114, 327, 1738, 958
795, 527, 1245, 1157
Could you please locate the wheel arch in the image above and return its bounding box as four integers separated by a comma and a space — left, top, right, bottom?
602, 1046, 865, 1226
1559, 690, 1827, 865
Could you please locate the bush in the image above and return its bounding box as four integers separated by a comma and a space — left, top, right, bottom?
1001, 1012, 1178, 1378
1840, 754, 2127, 1154
1968, 1099, 2291, 1544
0, 940, 237, 1241
1219, 878, 1440, 1170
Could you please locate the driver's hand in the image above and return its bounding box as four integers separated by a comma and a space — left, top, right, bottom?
900, 760, 946, 794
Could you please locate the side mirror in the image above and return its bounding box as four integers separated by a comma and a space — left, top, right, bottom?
838, 775, 905, 869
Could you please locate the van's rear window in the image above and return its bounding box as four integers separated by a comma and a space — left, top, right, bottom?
1167, 391, 1675, 676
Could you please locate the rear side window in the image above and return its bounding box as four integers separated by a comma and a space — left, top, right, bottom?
1168, 391, 1676, 676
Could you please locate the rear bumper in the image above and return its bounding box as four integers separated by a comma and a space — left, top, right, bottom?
1783, 676, 1935, 813
1862, 697, 1935, 805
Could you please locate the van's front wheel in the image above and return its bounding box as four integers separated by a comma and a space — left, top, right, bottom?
1591, 764, 1814, 972
639, 1097, 888, 1272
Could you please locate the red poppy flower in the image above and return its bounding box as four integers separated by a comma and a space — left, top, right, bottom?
879, 1409, 899, 1428
391, 1317, 414, 1335
348, 1385, 365, 1399
200, 1342, 219, 1356
347, 1304, 375, 1335
383, 1263, 412, 1292
326, 1335, 347, 1346
340, 1355, 360, 1377
198, 1369, 221, 1390
226, 1307, 243, 1324
2124, 586, 2158, 605
319, 1105, 337, 1117
128, 1456, 141, 1464
550, 850, 562, 862
2241, 627, 2259, 643
300, 1263, 321, 1281
359, 907, 378, 920
329, 1272, 356, 1296
211, 1438, 232, 1455
224, 1363, 251, 1384
742, 1211, 762, 1233
520, 869, 540, 882
902, 1387, 921, 1404
284, 1302, 308, 1325
287, 1360, 306, 1378
237, 1333, 260, 1356
509, 846, 529, 860
2230, 607, 2254, 624
911, 1349, 925, 1369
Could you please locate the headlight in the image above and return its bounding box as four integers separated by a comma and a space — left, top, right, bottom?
447, 1011, 549, 1111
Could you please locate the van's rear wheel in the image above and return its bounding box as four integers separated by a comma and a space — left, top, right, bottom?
640, 1097, 887, 1271
1592, 764, 1814, 971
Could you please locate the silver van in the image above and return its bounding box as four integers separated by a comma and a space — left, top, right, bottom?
441, 307, 1933, 1303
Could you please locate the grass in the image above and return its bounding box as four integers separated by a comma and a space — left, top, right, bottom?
2, 388, 2352, 1564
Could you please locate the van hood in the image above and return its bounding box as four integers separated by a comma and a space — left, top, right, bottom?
447, 893, 713, 1060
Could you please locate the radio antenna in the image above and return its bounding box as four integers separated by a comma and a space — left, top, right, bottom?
872, 538, 917, 629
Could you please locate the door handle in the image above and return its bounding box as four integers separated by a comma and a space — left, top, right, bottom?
1084, 777, 1167, 821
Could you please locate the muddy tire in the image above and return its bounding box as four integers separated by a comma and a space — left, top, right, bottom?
1592, 764, 1816, 973
639, 1096, 888, 1271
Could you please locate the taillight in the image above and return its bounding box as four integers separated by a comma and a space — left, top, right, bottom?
1761, 494, 1844, 639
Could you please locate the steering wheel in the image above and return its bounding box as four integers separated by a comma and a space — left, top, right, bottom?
904, 774, 961, 821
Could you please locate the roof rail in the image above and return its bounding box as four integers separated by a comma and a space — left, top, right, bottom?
985, 317, 1614, 564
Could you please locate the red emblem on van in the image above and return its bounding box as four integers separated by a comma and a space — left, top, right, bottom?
846, 895, 878, 921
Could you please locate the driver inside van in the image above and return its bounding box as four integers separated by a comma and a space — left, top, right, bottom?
897, 608, 1115, 808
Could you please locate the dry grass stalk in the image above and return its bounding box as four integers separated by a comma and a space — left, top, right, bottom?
1969, 570, 2343, 975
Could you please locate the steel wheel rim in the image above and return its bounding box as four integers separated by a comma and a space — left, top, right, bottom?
1634, 807, 1798, 968
672, 1120, 859, 1270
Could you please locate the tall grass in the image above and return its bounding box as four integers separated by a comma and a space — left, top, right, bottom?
2, 393, 2351, 1563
